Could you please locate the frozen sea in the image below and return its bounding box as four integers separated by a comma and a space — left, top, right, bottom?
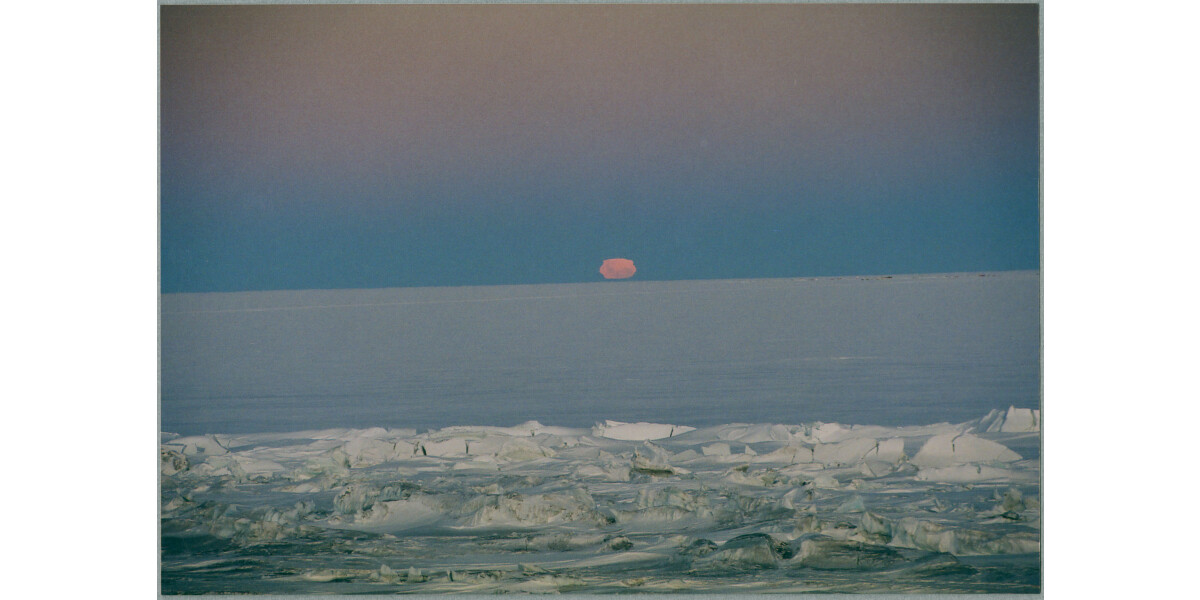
159, 272, 1041, 594
161, 271, 1040, 436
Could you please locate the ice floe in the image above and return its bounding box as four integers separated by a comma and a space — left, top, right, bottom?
975, 405, 1041, 432
910, 432, 1023, 468
162, 411, 1041, 594
593, 420, 696, 440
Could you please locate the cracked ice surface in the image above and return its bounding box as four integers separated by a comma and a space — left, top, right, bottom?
161, 412, 1040, 594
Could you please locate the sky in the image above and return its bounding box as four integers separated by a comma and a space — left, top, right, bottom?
160, 3, 1040, 293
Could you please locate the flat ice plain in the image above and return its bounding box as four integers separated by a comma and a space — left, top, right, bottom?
160, 272, 1041, 593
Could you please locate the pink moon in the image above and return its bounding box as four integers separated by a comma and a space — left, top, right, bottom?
599, 258, 636, 279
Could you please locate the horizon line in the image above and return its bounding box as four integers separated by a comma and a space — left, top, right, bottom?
160, 269, 1040, 315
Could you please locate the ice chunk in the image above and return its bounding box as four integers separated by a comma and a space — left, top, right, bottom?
679, 538, 719, 557
808, 422, 855, 443
886, 517, 1041, 555
593, 420, 695, 440
193, 455, 284, 481
812, 437, 903, 466
293, 448, 351, 481
975, 406, 1041, 432
631, 455, 686, 476
911, 433, 1021, 467
875, 438, 906, 462
300, 569, 345, 582
754, 444, 815, 464
999, 406, 1040, 432
694, 533, 790, 570
460, 435, 506, 456
812, 438, 884, 466
334, 484, 376, 514
371, 564, 400, 584
812, 474, 840, 489
631, 442, 689, 475
715, 424, 794, 443
454, 456, 501, 471
859, 511, 892, 540
229, 455, 285, 477
160, 449, 189, 475
702, 443, 731, 456
835, 495, 867, 513
510, 574, 583, 593
421, 438, 469, 457
791, 534, 906, 570
995, 487, 1028, 513
915, 465, 1034, 483
460, 489, 605, 528
635, 487, 709, 514
858, 460, 898, 478
495, 437, 556, 461
575, 463, 632, 482
341, 437, 414, 467
974, 409, 1004, 432
343, 496, 445, 532
164, 435, 228, 457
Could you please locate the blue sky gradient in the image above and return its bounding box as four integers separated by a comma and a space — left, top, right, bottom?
160, 3, 1039, 293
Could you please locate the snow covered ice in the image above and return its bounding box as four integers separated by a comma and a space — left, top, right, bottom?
160, 272, 1041, 593
160, 272, 1040, 435
161, 411, 1040, 594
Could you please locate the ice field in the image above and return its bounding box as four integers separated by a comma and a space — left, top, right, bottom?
161, 409, 1040, 593
160, 272, 1040, 435
160, 272, 1040, 593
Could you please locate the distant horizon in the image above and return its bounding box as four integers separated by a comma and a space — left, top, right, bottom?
159, 266, 1041, 296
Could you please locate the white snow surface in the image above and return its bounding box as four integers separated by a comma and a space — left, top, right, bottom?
593, 420, 696, 440
161, 410, 1041, 594
975, 405, 1042, 432
910, 432, 1023, 468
